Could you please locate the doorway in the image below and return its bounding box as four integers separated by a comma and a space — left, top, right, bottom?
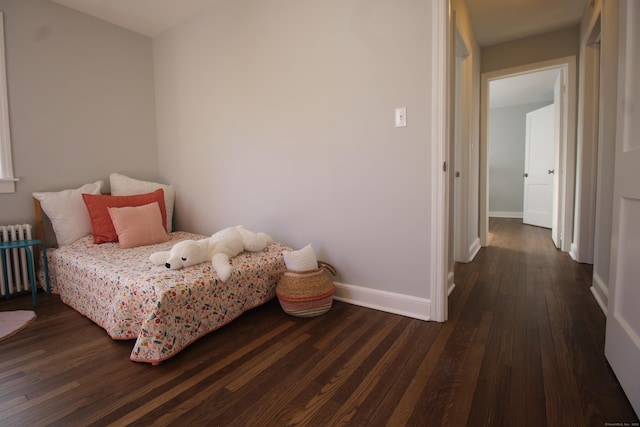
480, 56, 577, 250
487, 71, 559, 229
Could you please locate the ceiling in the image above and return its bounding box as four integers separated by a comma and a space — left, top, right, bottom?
489, 68, 560, 109
467, 0, 587, 47
471, 0, 585, 108
48, 0, 221, 37
50, 0, 588, 42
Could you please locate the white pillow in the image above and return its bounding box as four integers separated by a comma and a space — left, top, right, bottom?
33, 181, 103, 246
283, 244, 318, 271
110, 173, 175, 232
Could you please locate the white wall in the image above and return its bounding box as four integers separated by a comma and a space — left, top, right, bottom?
0, 0, 158, 225
153, 0, 437, 302
489, 101, 551, 216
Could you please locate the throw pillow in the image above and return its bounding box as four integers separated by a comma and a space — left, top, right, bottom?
108, 202, 169, 248
32, 181, 103, 246
283, 244, 318, 271
82, 189, 167, 244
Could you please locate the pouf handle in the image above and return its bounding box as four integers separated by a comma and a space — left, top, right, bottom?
317, 261, 337, 276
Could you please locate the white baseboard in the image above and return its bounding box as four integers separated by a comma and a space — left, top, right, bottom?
569, 242, 578, 261
333, 282, 431, 321
468, 237, 481, 262
489, 211, 523, 218
568, 242, 594, 264
447, 270, 455, 291
591, 272, 608, 315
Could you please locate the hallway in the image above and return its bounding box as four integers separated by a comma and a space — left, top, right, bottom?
451, 217, 638, 425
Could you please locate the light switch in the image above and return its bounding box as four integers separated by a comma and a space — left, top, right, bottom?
395, 107, 407, 127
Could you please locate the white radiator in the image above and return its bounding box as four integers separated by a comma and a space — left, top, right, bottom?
0, 224, 33, 296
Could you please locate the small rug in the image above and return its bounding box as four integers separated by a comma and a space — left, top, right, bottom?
0, 310, 37, 342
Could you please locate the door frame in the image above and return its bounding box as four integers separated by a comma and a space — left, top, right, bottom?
480, 56, 577, 250
571, 8, 602, 263
453, 14, 470, 264
552, 73, 564, 247
429, 0, 449, 322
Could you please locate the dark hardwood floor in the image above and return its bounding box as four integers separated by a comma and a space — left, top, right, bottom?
0, 218, 637, 426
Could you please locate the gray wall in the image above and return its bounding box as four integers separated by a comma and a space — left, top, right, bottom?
0, 0, 158, 225
489, 101, 552, 216
153, 0, 437, 298
482, 26, 580, 73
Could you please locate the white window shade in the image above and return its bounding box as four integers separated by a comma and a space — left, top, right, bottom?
0, 11, 16, 193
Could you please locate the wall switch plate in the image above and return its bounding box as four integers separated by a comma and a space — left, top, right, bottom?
395, 107, 407, 127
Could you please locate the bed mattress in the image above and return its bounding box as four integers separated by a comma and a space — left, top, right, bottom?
39, 231, 288, 364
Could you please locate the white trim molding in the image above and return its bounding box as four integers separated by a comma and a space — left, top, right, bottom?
468, 237, 481, 261
333, 282, 432, 321
569, 242, 579, 261
429, 0, 450, 322
572, 6, 603, 264
455, 237, 481, 263
590, 271, 608, 315
0, 178, 17, 193
0, 12, 15, 194
447, 271, 455, 295
489, 211, 523, 219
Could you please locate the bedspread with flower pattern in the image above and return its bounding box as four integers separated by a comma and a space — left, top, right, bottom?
38, 232, 288, 364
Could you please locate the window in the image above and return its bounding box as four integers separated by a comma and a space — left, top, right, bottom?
0, 11, 15, 193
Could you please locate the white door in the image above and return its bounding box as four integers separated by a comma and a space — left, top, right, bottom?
551, 72, 564, 247
605, 0, 640, 416
523, 104, 555, 228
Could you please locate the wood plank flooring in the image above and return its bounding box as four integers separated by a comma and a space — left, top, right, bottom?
0, 218, 637, 426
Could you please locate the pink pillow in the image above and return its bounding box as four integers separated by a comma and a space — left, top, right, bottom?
82, 189, 167, 244
107, 202, 169, 249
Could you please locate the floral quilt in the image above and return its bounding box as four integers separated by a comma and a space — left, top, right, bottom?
38, 232, 288, 364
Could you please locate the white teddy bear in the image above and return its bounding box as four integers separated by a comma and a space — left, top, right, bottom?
150, 225, 272, 282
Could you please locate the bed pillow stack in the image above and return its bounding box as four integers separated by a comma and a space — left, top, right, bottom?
82, 189, 168, 244
32, 174, 176, 249
110, 173, 176, 233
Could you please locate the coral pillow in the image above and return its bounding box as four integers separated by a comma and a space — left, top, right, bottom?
108, 202, 169, 249
82, 189, 167, 244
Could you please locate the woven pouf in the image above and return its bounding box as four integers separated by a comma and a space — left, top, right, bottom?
276, 268, 335, 317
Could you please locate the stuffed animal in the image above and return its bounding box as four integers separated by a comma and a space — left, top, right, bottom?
150, 225, 272, 282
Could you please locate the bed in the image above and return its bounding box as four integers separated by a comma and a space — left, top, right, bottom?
33, 175, 288, 365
